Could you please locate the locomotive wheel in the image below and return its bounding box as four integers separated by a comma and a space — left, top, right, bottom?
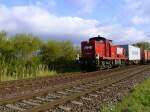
97, 67, 101, 71
108, 64, 112, 69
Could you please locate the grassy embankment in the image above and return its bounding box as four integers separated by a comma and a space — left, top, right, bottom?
102, 77, 150, 112
0, 63, 81, 82
0, 65, 58, 81
0, 65, 81, 82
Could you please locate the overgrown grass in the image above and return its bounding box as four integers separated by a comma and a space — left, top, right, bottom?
0, 63, 58, 82
0, 70, 57, 82
102, 77, 150, 112
0, 60, 81, 82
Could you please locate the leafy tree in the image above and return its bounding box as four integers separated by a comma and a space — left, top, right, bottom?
40, 40, 77, 67
0, 32, 14, 61
0, 31, 7, 38
59, 41, 76, 61
0, 31, 79, 80
41, 41, 61, 65
12, 34, 43, 60
133, 42, 150, 50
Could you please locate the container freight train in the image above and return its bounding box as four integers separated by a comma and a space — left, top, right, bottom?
79, 35, 150, 70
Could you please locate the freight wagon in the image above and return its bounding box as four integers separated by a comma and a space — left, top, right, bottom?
142, 50, 150, 63
119, 45, 141, 64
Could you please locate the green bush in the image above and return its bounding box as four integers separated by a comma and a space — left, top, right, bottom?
0, 32, 79, 81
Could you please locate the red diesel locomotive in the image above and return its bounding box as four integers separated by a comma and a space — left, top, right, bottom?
80, 35, 127, 69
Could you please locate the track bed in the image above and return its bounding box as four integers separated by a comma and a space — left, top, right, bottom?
0, 65, 150, 112
0, 65, 139, 99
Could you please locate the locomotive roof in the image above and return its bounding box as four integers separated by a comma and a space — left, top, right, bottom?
89, 36, 112, 42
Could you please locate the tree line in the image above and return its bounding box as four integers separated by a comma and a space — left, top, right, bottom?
0, 31, 79, 81
133, 42, 150, 50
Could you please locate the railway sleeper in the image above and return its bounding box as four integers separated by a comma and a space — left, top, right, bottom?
22, 100, 40, 106
58, 105, 71, 111
36, 97, 51, 102
57, 91, 68, 95
89, 94, 98, 98
81, 97, 92, 101
71, 100, 83, 106
6, 104, 25, 111
47, 93, 62, 99
65, 89, 74, 93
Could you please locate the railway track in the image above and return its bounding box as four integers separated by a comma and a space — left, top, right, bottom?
0, 65, 149, 112
0, 65, 139, 99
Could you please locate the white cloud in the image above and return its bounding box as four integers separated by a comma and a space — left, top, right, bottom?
96, 25, 149, 44
0, 5, 99, 41
114, 0, 150, 39
125, 0, 142, 11
124, 0, 150, 25
131, 16, 150, 25
119, 27, 148, 43
0, 4, 149, 44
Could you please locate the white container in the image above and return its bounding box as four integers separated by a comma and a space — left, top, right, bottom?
120, 45, 141, 60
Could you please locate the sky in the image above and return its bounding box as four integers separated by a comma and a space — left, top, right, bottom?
0, 0, 150, 44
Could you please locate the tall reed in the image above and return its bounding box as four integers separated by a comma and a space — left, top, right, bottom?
0, 59, 57, 82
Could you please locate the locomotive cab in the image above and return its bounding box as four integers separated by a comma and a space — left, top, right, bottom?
88, 36, 112, 59
81, 36, 108, 59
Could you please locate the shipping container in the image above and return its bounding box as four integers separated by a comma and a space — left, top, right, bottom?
120, 45, 141, 61
143, 50, 150, 62
147, 50, 150, 62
